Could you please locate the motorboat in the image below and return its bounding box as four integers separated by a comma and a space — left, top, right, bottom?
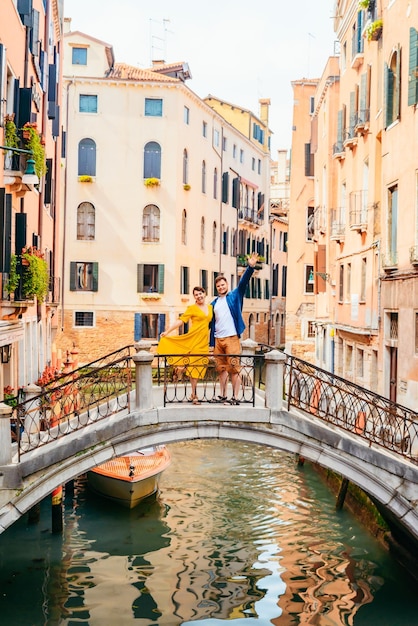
87, 446, 171, 509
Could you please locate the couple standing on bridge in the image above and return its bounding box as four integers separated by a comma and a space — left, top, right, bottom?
157, 253, 259, 405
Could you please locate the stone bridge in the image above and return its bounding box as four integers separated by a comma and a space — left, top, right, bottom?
0, 349, 417, 548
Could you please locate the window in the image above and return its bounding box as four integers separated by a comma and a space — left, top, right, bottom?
137, 264, 164, 293
213, 168, 218, 199
77, 202, 95, 240
305, 265, 314, 294
143, 141, 161, 179
385, 47, 401, 127
339, 264, 344, 301
182, 209, 187, 245
183, 149, 188, 184
388, 184, 398, 263
213, 129, 219, 147
356, 348, 364, 378
201, 217, 205, 250
202, 160, 206, 193
142, 205, 160, 242
70, 262, 98, 291
145, 98, 163, 116
212, 221, 217, 253
72, 47, 87, 65
258, 159, 261, 175
202, 121, 207, 137
281, 266, 287, 297
222, 136, 227, 151
74, 311, 94, 327
309, 95, 315, 114
78, 138, 96, 176
135, 313, 162, 340
233, 144, 237, 159
184, 106, 190, 124
361, 257, 367, 301
306, 206, 315, 241
79, 94, 97, 113
200, 269, 208, 292
252, 157, 255, 171
307, 321, 315, 338
222, 225, 229, 255
272, 264, 279, 296
240, 149, 244, 163
180, 266, 189, 294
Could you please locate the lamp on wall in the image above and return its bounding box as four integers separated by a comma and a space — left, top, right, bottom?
0, 145, 39, 185
1, 344, 12, 364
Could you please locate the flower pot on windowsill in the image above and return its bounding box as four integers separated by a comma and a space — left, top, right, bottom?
141, 293, 161, 300
144, 177, 160, 188
78, 175, 94, 183
183, 184, 191, 191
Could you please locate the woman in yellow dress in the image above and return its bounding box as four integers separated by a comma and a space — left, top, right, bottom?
157, 286, 213, 404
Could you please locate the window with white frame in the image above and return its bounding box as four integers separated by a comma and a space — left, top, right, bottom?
142, 204, 160, 242
77, 202, 95, 240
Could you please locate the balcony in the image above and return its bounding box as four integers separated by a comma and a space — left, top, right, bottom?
330, 221, 345, 243
355, 108, 370, 135
409, 246, 418, 266
332, 141, 345, 160
349, 192, 368, 232
238, 206, 264, 226
381, 252, 398, 272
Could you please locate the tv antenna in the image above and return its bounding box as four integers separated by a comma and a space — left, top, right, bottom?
150, 18, 173, 63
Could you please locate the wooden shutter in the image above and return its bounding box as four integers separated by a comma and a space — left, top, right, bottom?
316, 245, 327, 293
158, 264, 164, 293
158, 314, 166, 336
408, 28, 418, 106
134, 313, 142, 341
337, 109, 343, 145
69, 262, 77, 290
222, 172, 229, 203
394, 47, 401, 121
359, 73, 367, 122
137, 264, 144, 292
0, 190, 11, 272
92, 262, 99, 291
18, 87, 32, 128
44, 158, 52, 204
15, 212, 27, 256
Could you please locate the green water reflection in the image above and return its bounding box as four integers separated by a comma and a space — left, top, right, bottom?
0, 440, 416, 625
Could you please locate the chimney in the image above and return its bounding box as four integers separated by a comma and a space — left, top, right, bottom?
259, 98, 271, 126
63, 17, 72, 34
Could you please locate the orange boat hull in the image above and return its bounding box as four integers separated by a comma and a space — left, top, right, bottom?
87, 446, 171, 509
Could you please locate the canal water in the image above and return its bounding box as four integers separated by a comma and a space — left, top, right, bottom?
0, 440, 417, 625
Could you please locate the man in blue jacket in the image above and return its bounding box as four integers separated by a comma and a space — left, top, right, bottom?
210, 252, 259, 404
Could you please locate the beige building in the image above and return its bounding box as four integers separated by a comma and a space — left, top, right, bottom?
287, 0, 418, 408
0, 1, 63, 400
59, 21, 272, 362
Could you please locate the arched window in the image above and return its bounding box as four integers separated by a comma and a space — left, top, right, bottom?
213, 167, 218, 199
201, 216, 205, 250
182, 209, 187, 244
183, 149, 188, 184
77, 202, 95, 240
78, 138, 96, 176
231, 228, 236, 257
142, 204, 160, 242
201, 160, 206, 193
143, 141, 161, 179
212, 221, 217, 253
385, 47, 401, 128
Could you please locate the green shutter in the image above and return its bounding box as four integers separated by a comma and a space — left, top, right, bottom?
337, 109, 343, 144
395, 46, 401, 120
408, 27, 418, 106
92, 262, 99, 291
359, 73, 367, 122
70, 262, 76, 291
158, 264, 164, 293
158, 314, 166, 336
137, 264, 144, 292
134, 313, 142, 341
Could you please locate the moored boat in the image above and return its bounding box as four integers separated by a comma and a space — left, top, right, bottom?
87, 446, 171, 509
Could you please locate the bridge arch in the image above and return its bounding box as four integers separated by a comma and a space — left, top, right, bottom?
1, 408, 417, 543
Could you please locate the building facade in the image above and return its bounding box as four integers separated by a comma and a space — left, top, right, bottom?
0, 0, 63, 401
59, 21, 272, 361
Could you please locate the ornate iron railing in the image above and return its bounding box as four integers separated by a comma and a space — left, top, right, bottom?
284, 355, 418, 464
13, 346, 135, 459
155, 354, 260, 406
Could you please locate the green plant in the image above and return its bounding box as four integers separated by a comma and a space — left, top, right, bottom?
183, 183, 191, 190
144, 177, 160, 187
4, 115, 19, 149
21, 123, 47, 179
78, 175, 93, 182
366, 19, 383, 41
20, 246, 49, 302
6, 254, 19, 294
358, 0, 370, 9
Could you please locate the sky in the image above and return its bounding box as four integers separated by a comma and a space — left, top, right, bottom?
64, 0, 337, 154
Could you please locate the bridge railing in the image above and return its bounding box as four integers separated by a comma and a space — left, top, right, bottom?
155, 352, 262, 406
12, 346, 135, 460
284, 355, 418, 464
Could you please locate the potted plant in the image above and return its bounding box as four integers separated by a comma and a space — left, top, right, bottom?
21, 122, 47, 179
358, 0, 370, 9
144, 177, 160, 187
21, 246, 49, 302
78, 175, 93, 183
5, 254, 19, 295
366, 19, 383, 41
4, 115, 19, 149
183, 183, 191, 191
